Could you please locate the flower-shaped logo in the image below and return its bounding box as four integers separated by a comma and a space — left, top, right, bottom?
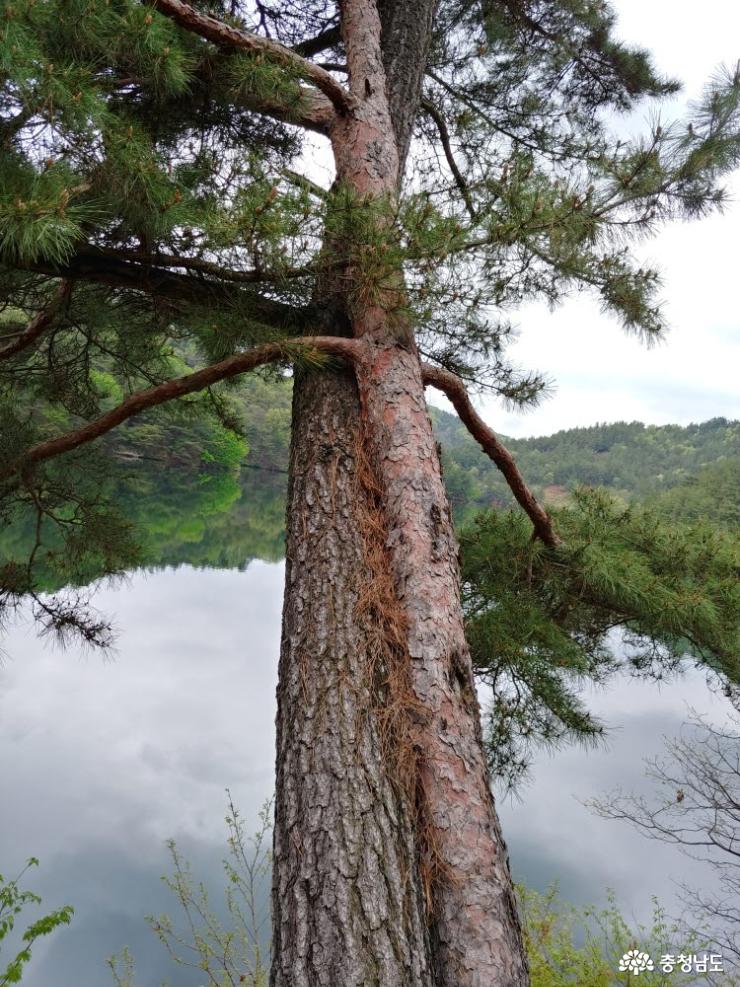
619, 949, 655, 975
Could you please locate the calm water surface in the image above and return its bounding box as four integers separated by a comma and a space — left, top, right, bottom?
0, 561, 732, 986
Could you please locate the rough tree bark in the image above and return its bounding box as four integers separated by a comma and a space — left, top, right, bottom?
273, 364, 435, 986
273, 2, 530, 985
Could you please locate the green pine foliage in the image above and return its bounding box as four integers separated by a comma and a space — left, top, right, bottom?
461, 487, 739, 788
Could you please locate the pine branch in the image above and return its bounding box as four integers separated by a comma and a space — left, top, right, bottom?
233, 85, 336, 135
316, 62, 348, 74
101, 53, 333, 134
91, 246, 329, 284
0, 281, 72, 362
0, 106, 37, 145
421, 363, 559, 546
293, 26, 342, 59
420, 99, 477, 220
281, 168, 329, 199
492, 0, 659, 106
425, 69, 549, 158
2, 337, 361, 481
24, 248, 308, 331
147, 0, 354, 125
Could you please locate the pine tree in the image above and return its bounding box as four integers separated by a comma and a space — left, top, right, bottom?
1, 2, 739, 984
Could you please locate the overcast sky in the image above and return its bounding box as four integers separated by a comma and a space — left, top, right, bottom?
485, 0, 740, 436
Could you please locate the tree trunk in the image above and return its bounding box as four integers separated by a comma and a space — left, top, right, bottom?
271, 365, 434, 987
272, 2, 530, 985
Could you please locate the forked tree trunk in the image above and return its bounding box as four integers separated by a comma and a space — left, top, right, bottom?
272, 2, 530, 985
274, 351, 528, 987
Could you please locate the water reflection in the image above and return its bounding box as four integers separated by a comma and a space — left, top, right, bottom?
1, 564, 281, 987
0, 468, 734, 984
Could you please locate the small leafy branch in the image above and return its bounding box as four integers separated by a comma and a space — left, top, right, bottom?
520, 885, 738, 987
0, 858, 73, 985
109, 793, 273, 987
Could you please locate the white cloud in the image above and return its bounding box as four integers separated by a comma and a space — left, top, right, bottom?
615, 0, 740, 95
436, 0, 740, 435
482, 166, 740, 437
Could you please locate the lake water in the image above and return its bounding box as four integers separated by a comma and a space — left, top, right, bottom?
0, 559, 733, 986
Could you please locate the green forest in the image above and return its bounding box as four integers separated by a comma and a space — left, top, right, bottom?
433, 411, 739, 521
3, 369, 738, 577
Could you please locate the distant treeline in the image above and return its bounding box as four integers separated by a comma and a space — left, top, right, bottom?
431, 410, 739, 521
3, 372, 737, 587
115, 372, 739, 525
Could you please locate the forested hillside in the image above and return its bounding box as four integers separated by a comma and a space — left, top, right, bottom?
432, 410, 739, 520
202, 375, 739, 520
173, 373, 739, 515
2, 371, 737, 583
648, 458, 739, 525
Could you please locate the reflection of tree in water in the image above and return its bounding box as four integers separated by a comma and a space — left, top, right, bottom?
132, 467, 287, 570
115, 372, 290, 570
0, 465, 287, 592
0, 373, 292, 596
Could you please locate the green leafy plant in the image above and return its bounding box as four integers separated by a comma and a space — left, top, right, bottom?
520, 885, 738, 987
107, 799, 740, 986
109, 794, 272, 987
0, 859, 73, 985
